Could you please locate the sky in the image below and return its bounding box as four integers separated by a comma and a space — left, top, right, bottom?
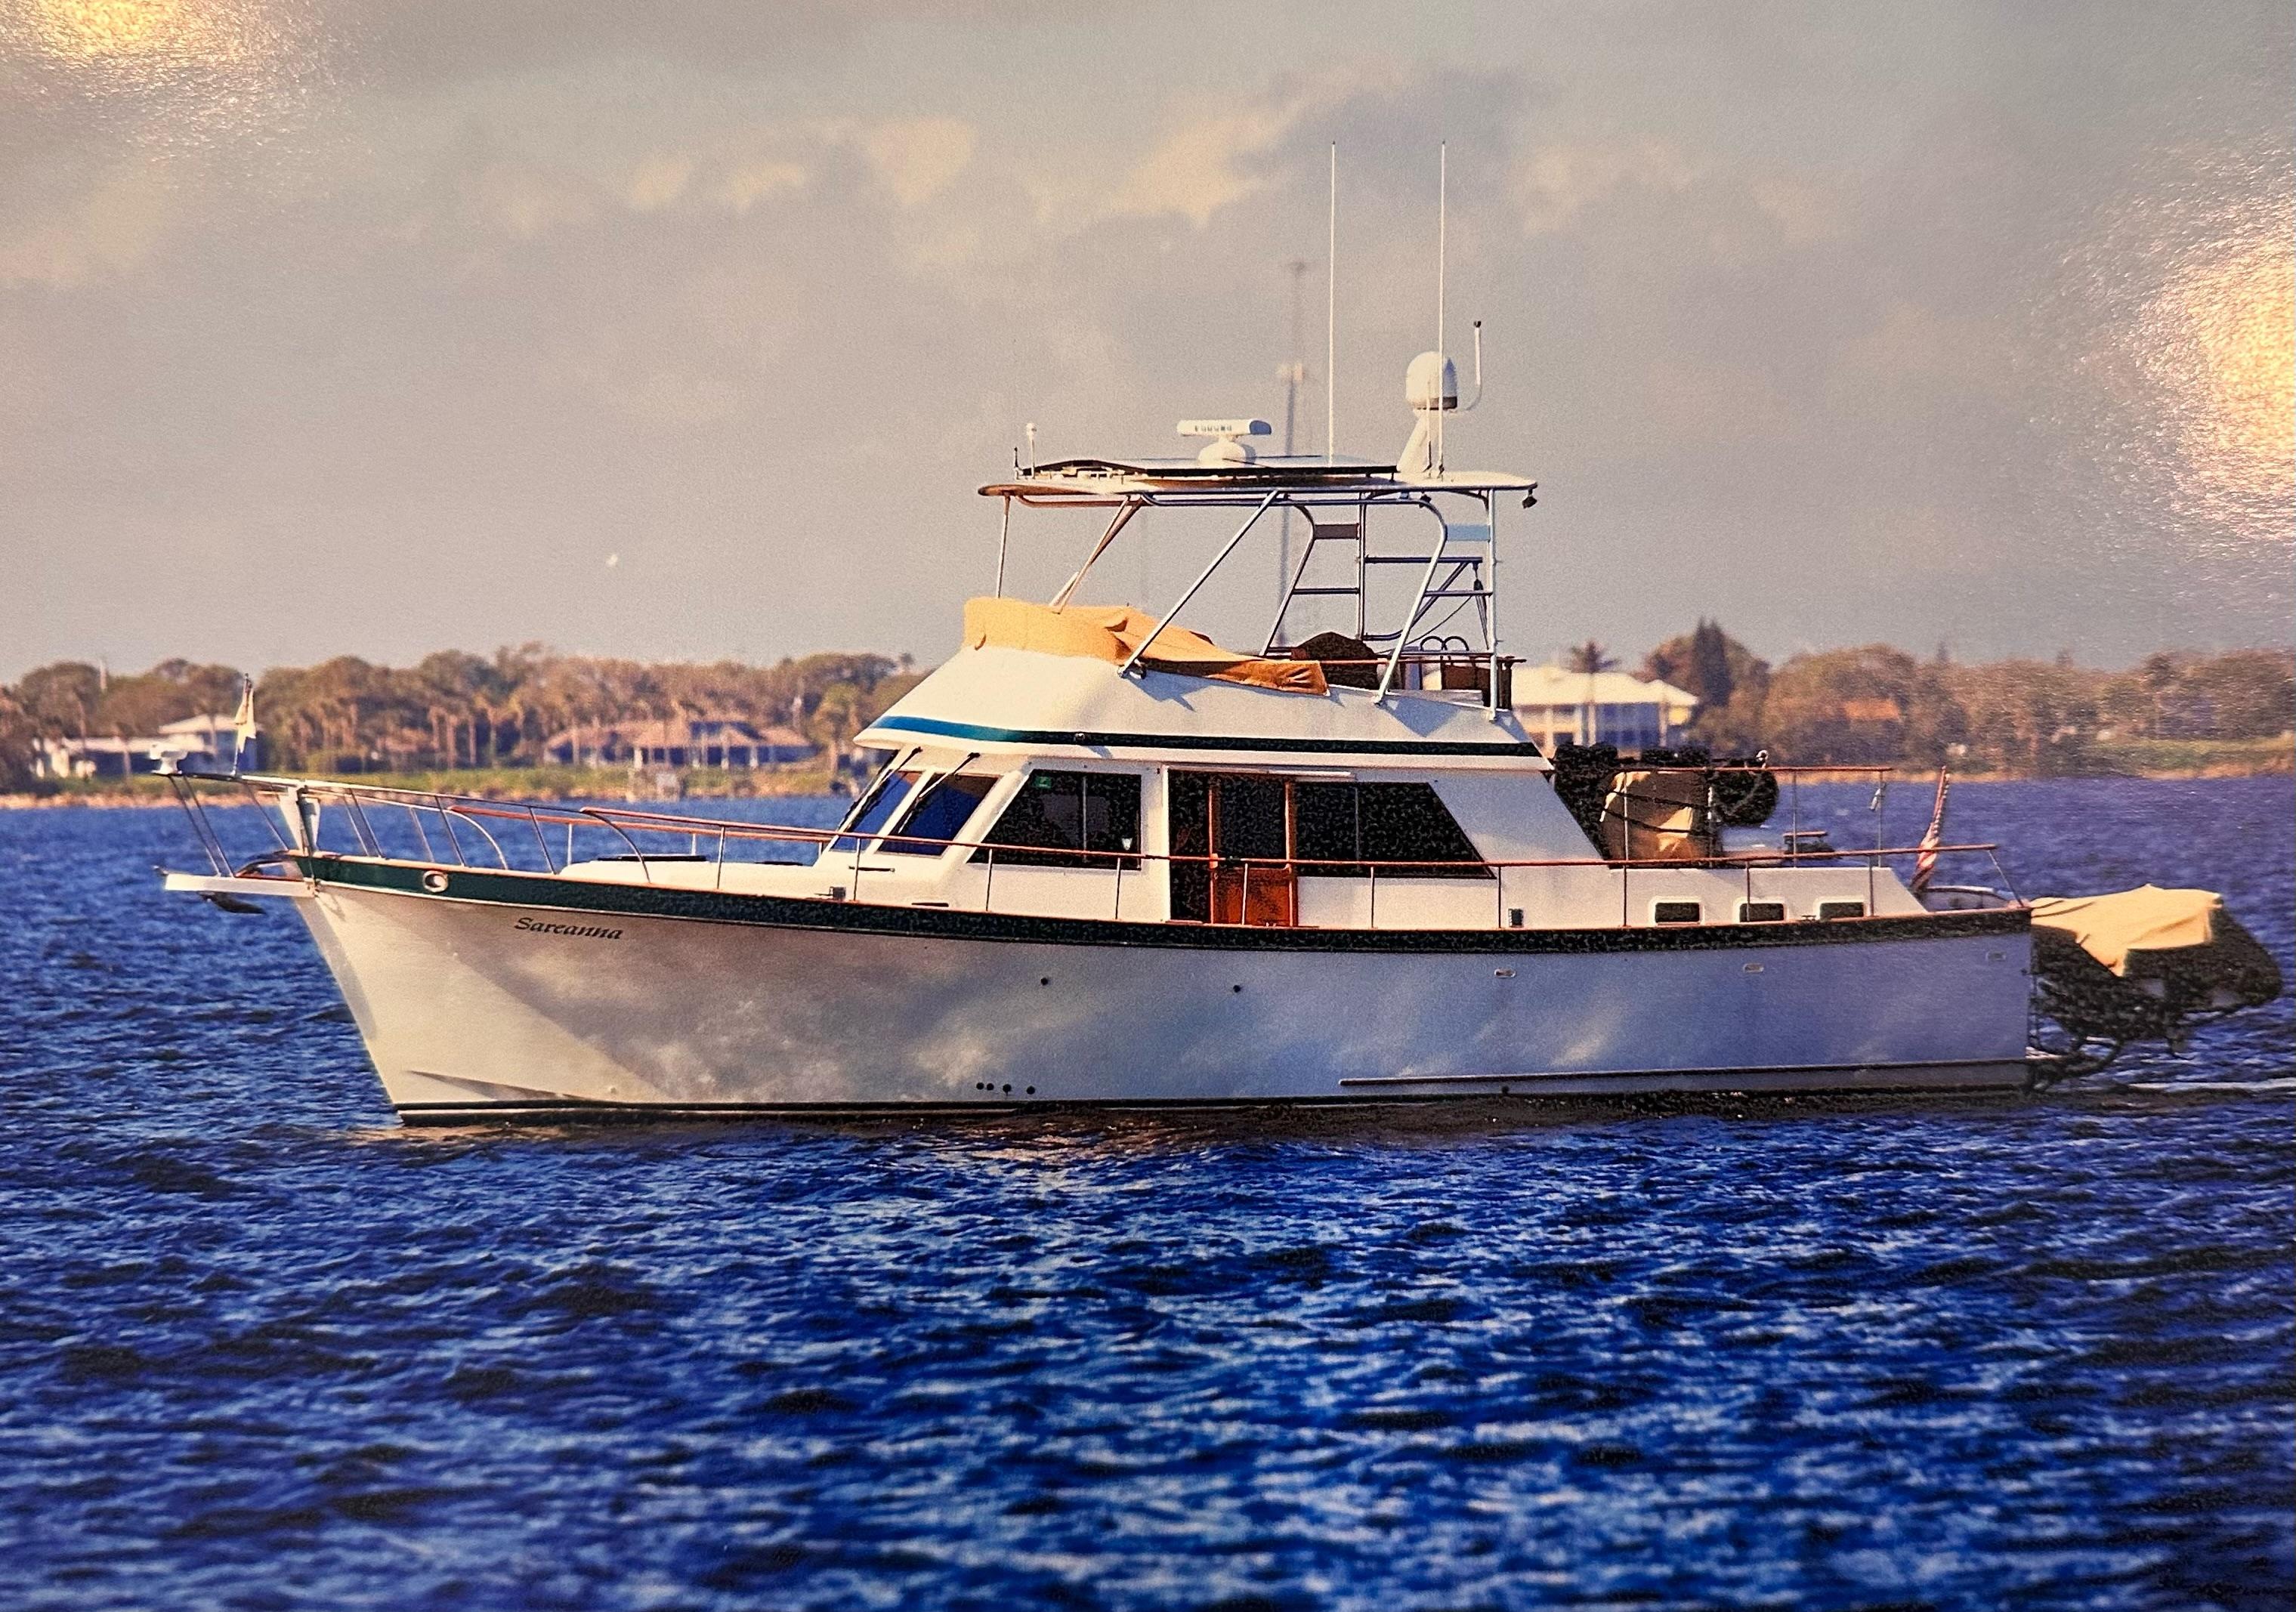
2, 0, 2290, 681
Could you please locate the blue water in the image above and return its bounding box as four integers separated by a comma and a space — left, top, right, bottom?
2, 778, 2289, 1610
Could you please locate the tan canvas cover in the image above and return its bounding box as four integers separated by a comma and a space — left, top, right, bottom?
962, 597, 1327, 694
2029, 885, 2223, 975
1599, 769, 1713, 863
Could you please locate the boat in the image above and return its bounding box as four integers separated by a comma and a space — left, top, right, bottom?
157, 347, 2277, 1123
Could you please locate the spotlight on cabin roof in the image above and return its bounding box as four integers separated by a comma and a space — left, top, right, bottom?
1178, 417, 1272, 467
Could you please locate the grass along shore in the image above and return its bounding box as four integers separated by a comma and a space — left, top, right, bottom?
4, 736, 2287, 809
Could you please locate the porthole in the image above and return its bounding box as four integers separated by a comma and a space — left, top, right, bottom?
421, 870, 450, 894
1738, 901, 1786, 923
1651, 900, 1701, 925
1817, 900, 1867, 920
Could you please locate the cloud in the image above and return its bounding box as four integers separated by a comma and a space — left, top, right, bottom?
1515, 139, 1696, 235
1099, 104, 1300, 228
1747, 174, 1844, 246
712, 158, 807, 215
0, 162, 174, 286
625, 153, 694, 213
462, 159, 595, 239
1831, 300, 2004, 396
863, 117, 975, 207
1639, 354, 1797, 447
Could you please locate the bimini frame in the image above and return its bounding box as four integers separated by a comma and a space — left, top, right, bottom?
978, 458, 1538, 718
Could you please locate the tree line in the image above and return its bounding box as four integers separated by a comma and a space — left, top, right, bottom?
1633, 624, 2294, 772
2, 634, 2288, 791
0, 648, 919, 789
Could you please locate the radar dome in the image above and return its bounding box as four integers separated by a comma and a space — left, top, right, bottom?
1404, 351, 1458, 412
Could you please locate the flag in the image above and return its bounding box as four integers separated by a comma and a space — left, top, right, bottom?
1910, 764, 1950, 897
231, 675, 256, 772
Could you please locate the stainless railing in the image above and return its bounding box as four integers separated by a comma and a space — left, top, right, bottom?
171, 769, 2019, 928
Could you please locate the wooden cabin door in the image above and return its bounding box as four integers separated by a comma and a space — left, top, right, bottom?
1170, 772, 1295, 925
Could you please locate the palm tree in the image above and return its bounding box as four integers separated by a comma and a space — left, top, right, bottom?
1565, 641, 1616, 675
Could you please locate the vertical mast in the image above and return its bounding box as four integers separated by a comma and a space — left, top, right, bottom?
1278, 259, 1308, 613
1436, 142, 1447, 474
1326, 142, 1337, 467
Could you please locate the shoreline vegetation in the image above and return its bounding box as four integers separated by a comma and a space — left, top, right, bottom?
4, 632, 2290, 807
5, 735, 2288, 810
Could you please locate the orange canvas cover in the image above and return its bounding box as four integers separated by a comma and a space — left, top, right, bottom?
962, 597, 1326, 694
1599, 769, 1714, 863
2029, 885, 2223, 975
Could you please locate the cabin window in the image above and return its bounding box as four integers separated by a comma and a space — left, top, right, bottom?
882, 774, 997, 855
974, 770, 1141, 869
1818, 900, 1867, 920
1292, 781, 1488, 879
830, 770, 918, 852
1738, 900, 1787, 923
1652, 900, 1703, 925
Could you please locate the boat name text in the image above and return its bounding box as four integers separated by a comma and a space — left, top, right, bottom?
514, 916, 624, 940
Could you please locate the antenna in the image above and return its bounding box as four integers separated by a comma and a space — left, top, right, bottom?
1279, 258, 1309, 608
1326, 142, 1337, 465
1435, 142, 1446, 471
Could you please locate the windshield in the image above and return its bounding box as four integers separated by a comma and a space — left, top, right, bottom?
883, 774, 996, 855
828, 770, 918, 854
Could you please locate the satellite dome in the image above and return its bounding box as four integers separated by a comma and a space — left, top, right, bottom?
1404, 351, 1458, 412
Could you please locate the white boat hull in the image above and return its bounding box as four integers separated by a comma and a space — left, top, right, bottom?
287, 862, 2035, 1122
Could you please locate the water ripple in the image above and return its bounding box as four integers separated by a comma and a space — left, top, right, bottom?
0, 780, 2288, 1609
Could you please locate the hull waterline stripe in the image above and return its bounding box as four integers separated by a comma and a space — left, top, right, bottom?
391, 1074, 2031, 1125
1336, 1057, 2019, 1086
864, 714, 1544, 758
297, 854, 2029, 956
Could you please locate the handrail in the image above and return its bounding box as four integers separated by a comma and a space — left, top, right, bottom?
443, 806, 512, 869
190, 770, 2002, 879
578, 808, 654, 881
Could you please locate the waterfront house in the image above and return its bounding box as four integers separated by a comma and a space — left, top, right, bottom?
32, 713, 258, 779
542, 716, 818, 770
1512, 665, 1698, 752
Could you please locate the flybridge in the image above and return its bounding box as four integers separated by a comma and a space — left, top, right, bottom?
977, 370, 1537, 710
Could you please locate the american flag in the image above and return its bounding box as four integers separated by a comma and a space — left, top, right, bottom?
1910, 765, 1950, 897
231, 675, 256, 773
